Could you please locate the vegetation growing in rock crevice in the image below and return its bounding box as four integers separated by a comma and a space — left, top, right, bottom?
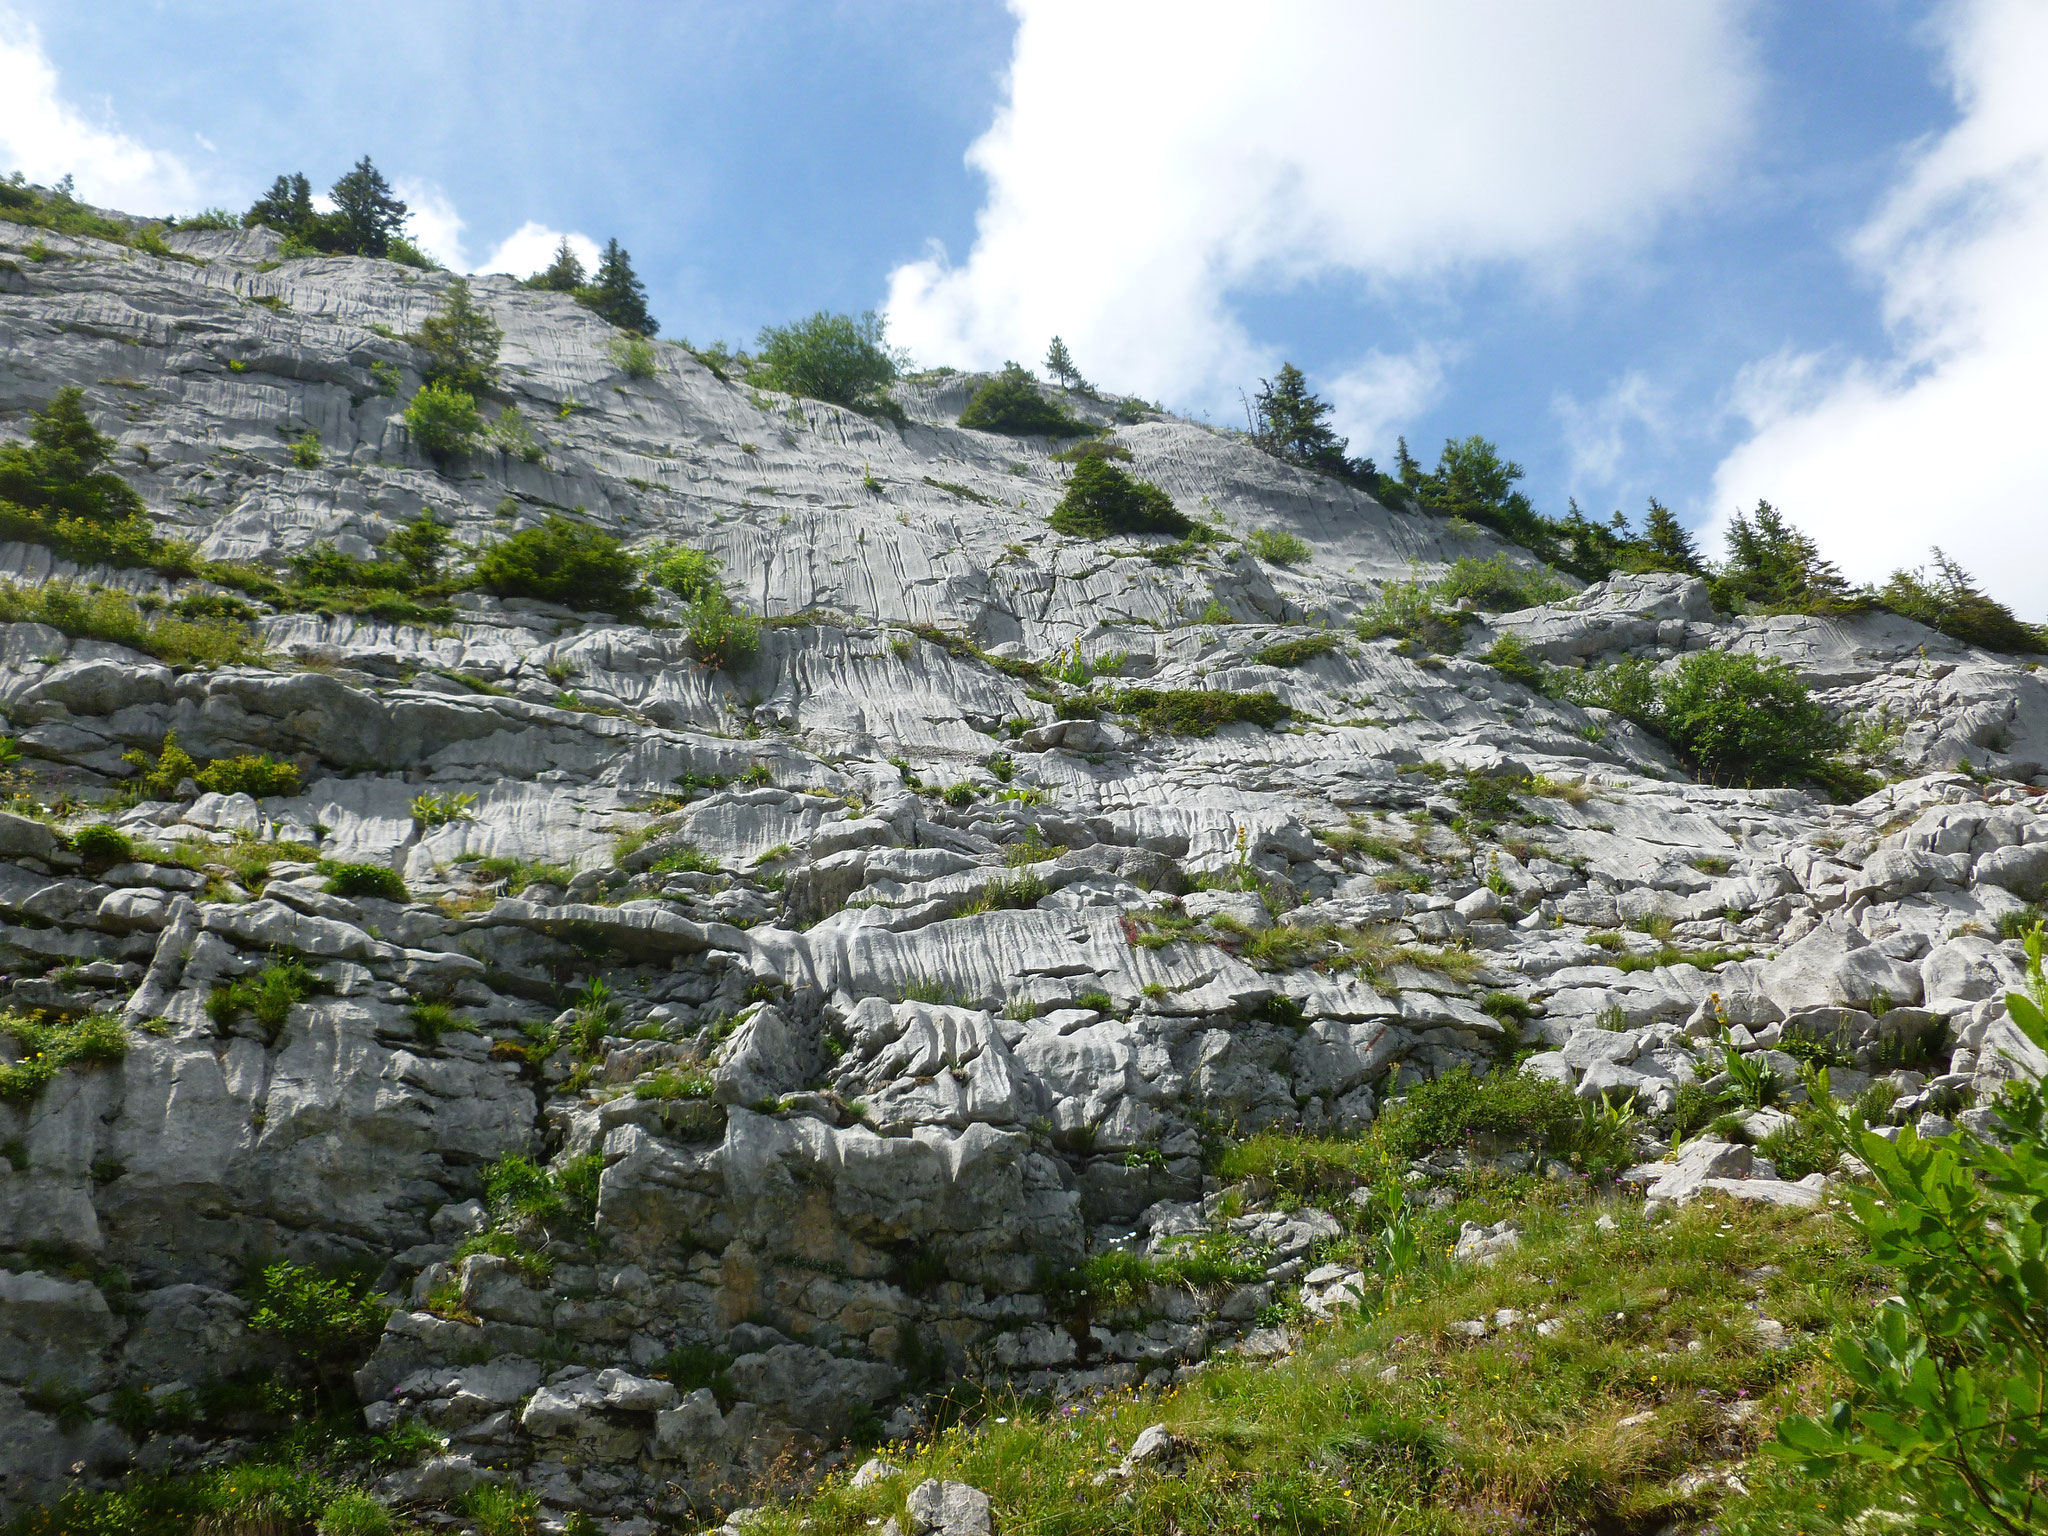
752, 310, 903, 416
475, 515, 644, 614
1048, 458, 1193, 540
957, 362, 1090, 437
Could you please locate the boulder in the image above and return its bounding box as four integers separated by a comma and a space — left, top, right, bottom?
907, 1479, 993, 1536
1761, 921, 1923, 1013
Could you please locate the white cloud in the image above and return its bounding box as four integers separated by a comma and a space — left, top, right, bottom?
1325, 346, 1451, 460
1555, 371, 1674, 491
0, 5, 209, 212
395, 178, 469, 270
887, 0, 1755, 444
478, 222, 601, 281
1707, 0, 2048, 613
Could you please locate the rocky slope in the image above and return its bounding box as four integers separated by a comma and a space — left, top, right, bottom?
2, 215, 2046, 1528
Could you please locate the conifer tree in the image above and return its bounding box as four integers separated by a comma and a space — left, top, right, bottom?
1640, 498, 1705, 574
526, 238, 586, 293
244, 173, 314, 235
328, 156, 408, 258
415, 277, 503, 395
582, 238, 657, 335
1044, 336, 1083, 390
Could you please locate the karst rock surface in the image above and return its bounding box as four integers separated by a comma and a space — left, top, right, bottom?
2, 218, 2045, 1521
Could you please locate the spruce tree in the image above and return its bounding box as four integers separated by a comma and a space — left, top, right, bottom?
1721, 500, 1854, 610
526, 238, 586, 293
582, 239, 657, 335
415, 277, 503, 395
244, 173, 314, 235
1640, 498, 1704, 574
0, 386, 145, 524
328, 156, 408, 257
1251, 364, 1347, 468
1044, 336, 1083, 390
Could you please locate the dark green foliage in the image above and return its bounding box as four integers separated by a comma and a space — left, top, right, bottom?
1049, 439, 1131, 465
577, 237, 657, 335
1770, 945, 2048, 1533
522, 237, 586, 292
326, 156, 408, 258
414, 277, 502, 395
1656, 650, 1844, 787
1480, 634, 1546, 689
246, 1259, 389, 1369
207, 956, 321, 1038
685, 587, 761, 671
1044, 335, 1084, 390
1353, 579, 1473, 652
475, 516, 644, 613
1554, 654, 1661, 724
67, 823, 135, 874
1639, 498, 1705, 574
1452, 771, 1528, 827
121, 732, 201, 799
1253, 634, 1339, 668
245, 172, 314, 234
1048, 457, 1192, 539
0, 387, 146, 525
647, 543, 721, 601
1250, 363, 1377, 485
958, 362, 1090, 437
402, 381, 485, 461
754, 310, 902, 410
1879, 549, 2046, 654
318, 860, 409, 902
1712, 500, 1859, 614
1375, 1065, 1580, 1160
0, 171, 136, 245
1108, 688, 1288, 736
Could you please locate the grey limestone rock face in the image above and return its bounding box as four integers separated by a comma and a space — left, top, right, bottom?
4, 212, 2048, 1524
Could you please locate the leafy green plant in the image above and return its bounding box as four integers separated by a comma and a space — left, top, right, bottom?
686, 587, 761, 671
316, 1490, 395, 1536
1245, 528, 1312, 565
0, 579, 258, 667
0, 1009, 126, 1101
410, 790, 477, 827
318, 860, 408, 902
68, 822, 136, 874
476, 515, 644, 613
246, 1259, 389, 1375
488, 405, 545, 463
1480, 634, 1547, 689
752, 309, 903, 412
402, 380, 486, 461
958, 362, 1090, 437
196, 753, 302, 798
1768, 930, 2048, 1533
608, 333, 658, 379
646, 542, 721, 601
1375, 1066, 1581, 1161
207, 956, 321, 1040
289, 431, 322, 469
1433, 555, 1570, 611
1048, 458, 1193, 539
1355, 578, 1472, 652
1720, 1040, 1782, 1111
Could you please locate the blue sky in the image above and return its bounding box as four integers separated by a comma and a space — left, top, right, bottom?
5, 2, 2045, 608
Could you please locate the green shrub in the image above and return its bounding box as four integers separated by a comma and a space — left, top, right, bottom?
289, 431, 322, 469
207, 956, 320, 1039
1553, 654, 1660, 724
489, 405, 545, 463
410, 790, 476, 827
0, 580, 258, 668
1479, 634, 1547, 689
317, 1490, 396, 1536
1878, 548, 2046, 655
462, 1484, 540, 1536
647, 543, 721, 601
246, 1259, 389, 1370
635, 1067, 715, 1100
0, 1009, 126, 1102
0, 386, 147, 524
686, 587, 761, 671
195, 753, 302, 798
1657, 650, 1843, 787
1433, 555, 1570, 611
1048, 458, 1192, 540
318, 860, 409, 902
608, 334, 658, 379
413, 276, 502, 394
475, 515, 643, 613
402, 380, 486, 463
1768, 936, 2048, 1532
68, 822, 136, 873
1253, 634, 1338, 668
122, 732, 202, 799
752, 310, 903, 411
957, 362, 1090, 437
1107, 687, 1288, 736
1245, 528, 1311, 565
1354, 578, 1472, 652
1375, 1065, 1580, 1160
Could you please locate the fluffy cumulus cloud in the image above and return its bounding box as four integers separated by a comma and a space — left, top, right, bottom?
0, 5, 209, 212
1708, 0, 2048, 611
886, 0, 1755, 451
478, 222, 601, 282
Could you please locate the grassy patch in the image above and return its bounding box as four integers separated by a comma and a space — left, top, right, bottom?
1103, 687, 1289, 736
1254, 633, 1339, 668
0, 580, 259, 667
0, 1009, 126, 1101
